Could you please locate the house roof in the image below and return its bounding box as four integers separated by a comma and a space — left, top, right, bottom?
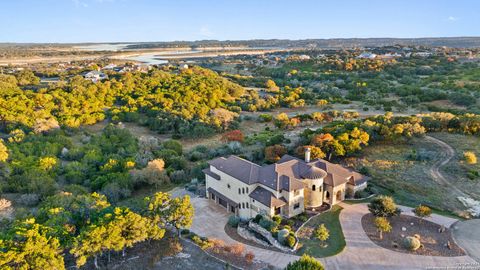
249, 186, 286, 208
202, 168, 220, 180
209, 154, 367, 191
208, 156, 260, 185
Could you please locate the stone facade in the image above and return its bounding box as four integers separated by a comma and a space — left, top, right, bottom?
204, 152, 367, 220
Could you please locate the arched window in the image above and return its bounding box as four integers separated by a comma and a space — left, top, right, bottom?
242, 188, 245, 194
238, 188, 241, 194
326, 191, 330, 199
246, 202, 249, 208
246, 187, 249, 193
242, 202, 245, 209
312, 185, 316, 191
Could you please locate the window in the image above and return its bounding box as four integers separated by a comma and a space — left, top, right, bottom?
312, 185, 316, 191
242, 203, 245, 209
238, 188, 241, 194
227, 184, 231, 189
294, 203, 300, 209
242, 188, 245, 194
246, 202, 249, 208
246, 187, 249, 193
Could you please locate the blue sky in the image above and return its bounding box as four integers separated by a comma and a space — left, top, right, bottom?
1, 0, 479, 43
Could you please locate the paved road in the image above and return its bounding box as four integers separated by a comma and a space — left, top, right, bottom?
189, 198, 477, 270
452, 219, 480, 263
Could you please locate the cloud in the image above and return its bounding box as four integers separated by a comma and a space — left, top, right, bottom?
199, 26, 214, 38
72, 0, 89, 7
447, 16, 458, 22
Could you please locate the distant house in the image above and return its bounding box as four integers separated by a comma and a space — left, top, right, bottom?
83, 71, 108, 82
204, 149, 368, 219
102, 63, 117, 70
413, 52, 433, 57
357, 52, 377, 59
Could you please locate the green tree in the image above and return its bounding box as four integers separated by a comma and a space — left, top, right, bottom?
16, 70, 40, 86
374, 217, 392, 240
285, 254, 324, 270
314, 224, 330, 248
0, 140, 8, 162
265, 79, 279, 92
167, 195, 194, 235
0, 218, 65, 270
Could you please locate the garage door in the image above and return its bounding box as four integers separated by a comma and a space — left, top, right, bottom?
218, 197, 227, 208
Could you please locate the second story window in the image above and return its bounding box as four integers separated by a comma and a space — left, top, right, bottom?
227, 184, 231, 189
238, 188, 241, 194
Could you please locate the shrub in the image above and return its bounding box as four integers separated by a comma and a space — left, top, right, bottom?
163, 139, 183, 155
245, 251, 255, 264
296, 213, 308, 222
228, 215, 241, 228
413, 205, 432, 220
170, 170, 187, 183
258, 114, 273, 122
314, 224, 330, 246
403, 236, 421, 251
368, 195, 401, 217
286, 254, 324, 270
286, 235, 296, 248
229, 243, 245, 256
222, 130, 244, 143
0, 198, 12, 211
18, 194, 40, 206
191, 235, 213, 250
259, 216, 277, 232
253, 214, 263, 223
464, 151, 477, 164
277, 229, 290, 244
467, 170, 479, 180
272, 215, 282, 225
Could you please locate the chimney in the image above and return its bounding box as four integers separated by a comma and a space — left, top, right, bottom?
305, 147, 311, 163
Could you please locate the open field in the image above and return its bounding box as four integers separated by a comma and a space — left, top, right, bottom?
347, 135, 469, 215
430, 133, 480, 200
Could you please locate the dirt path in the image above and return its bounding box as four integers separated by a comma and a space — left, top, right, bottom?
424, 136, 471, 198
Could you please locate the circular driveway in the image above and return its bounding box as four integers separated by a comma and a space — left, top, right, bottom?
452, 219, 480, 262
189, 197, 477, 270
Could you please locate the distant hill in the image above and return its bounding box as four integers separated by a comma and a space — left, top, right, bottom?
123, 37, 480, 49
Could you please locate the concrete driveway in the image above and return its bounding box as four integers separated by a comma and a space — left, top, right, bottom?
189, 198, 478, 270
452, 219, 480, 262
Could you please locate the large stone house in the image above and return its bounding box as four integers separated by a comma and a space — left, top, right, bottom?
203, 149, 368, 219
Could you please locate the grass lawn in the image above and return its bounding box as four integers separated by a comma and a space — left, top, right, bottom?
296, 205, 345, 258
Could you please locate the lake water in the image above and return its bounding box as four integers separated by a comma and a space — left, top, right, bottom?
123, 53, 168, 65
74, 43, 132, 51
